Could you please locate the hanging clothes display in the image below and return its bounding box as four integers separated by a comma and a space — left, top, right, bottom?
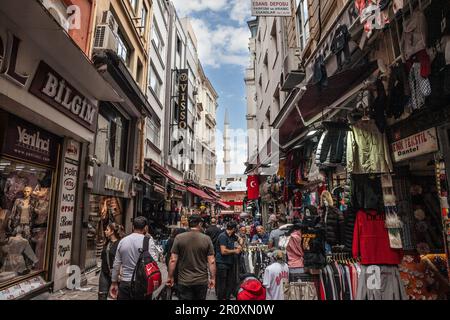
356, 265, 408, 300
346, 120, 393, 174
352, 210, 403, 265
402, 10, 428, 60
301, 216, 327, 270
319, 257, 361, 300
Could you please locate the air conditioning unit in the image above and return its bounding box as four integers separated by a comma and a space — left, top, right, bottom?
101, 11, 118, 34
93, 24, 118, 52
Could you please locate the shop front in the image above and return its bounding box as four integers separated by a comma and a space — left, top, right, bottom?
85, 164, 132, 271
0, 1, 119, 298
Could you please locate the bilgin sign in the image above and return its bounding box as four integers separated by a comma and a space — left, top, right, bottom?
29, 61, 98, 132
178, 69, 189, 130
251, 1, 292, 17
391, 128, 439, 162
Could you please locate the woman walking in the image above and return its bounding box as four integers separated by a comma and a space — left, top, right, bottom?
98, 223, 124, 300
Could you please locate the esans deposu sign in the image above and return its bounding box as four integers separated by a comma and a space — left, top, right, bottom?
0, 29, 98, 132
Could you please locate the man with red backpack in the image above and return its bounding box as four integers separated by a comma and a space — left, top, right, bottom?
237, 274, 266, 300
109, 216, 160, 300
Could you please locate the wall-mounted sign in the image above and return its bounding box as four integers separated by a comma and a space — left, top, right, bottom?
105, 175, 126, 193
29, 61, 98, 132
0, 113, 60, 167
53, 142, 80, 291
92, 164, 132, 198
391, 128, 439, 162
251, 1, 292, 17
178, 69, 188, 130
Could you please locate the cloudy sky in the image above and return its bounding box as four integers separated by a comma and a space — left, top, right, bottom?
172, 0, 252, 175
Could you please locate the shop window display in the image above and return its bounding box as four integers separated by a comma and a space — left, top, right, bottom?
0, 159, 53, 284
85, 195, 123, 270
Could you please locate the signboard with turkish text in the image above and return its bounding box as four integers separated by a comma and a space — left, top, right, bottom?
178, 69, 189, 130
29, 61, 98, 132
0, 113, 60, 168
53, 144, 79, 291
391, 128, 439, 162
251, 1, 292, 17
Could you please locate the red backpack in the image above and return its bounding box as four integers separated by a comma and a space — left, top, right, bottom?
130, 236, 162, 300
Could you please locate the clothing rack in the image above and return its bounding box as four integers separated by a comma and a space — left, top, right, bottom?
246, 244, 269, 252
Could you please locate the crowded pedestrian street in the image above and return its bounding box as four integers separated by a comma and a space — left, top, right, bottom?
0, 0, 450, 308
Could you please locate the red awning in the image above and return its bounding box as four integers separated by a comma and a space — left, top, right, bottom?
277, 61, 377, 145
187, 186, 213, 201
224, 201, 243, 206
204, 188, 221, 199
217, 201, 231, 209
167, 174, 187, 191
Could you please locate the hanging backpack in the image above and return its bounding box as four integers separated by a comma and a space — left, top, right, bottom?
130, 236, 162, 300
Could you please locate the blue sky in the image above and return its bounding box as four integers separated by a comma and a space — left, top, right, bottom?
172, 0, 252, 174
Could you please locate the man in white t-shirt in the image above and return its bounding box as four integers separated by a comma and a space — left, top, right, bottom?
262, 250, 289, 300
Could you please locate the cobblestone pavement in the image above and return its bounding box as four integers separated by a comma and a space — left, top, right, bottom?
46, 262, 219, 300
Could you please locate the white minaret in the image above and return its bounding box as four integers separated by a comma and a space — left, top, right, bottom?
223, 108, 231, 175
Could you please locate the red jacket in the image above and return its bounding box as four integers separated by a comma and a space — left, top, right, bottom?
352, 210, 403, 265
237, 277, 266, 300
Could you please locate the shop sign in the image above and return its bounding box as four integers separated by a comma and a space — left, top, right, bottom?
251, 1, 292, 17
65, 139, 80, 162
0, 276, 47, 300
92, 164, 132, 197
1, 114, 60, 168
178, 69, 188, 130
29, 61, 98, 132
105, 175, 126, 193
53, 147, 79, 291
391, 128, 439, 162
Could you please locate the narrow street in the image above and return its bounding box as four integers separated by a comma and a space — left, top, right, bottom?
1, 0, 450, 306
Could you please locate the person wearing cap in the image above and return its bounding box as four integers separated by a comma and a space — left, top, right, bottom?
262, 250, 289, 300
167, 215, 216, 300
215, 221, 242, 300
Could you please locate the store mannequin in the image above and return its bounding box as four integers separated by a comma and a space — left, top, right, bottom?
100, 197, 122, 225
320, 191, 344, 247
0, 232, 38, 275
32, 186, 50, 226
0, 206, 10, 243
10, 186, 33, 240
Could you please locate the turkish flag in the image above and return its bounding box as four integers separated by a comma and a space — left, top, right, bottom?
247, 175, 260, 200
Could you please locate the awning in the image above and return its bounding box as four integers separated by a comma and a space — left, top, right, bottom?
217, 201, 231, 209
204, 188, 221, 199
273, 61, 377, 146
224, 201, 244, 206
187, 186, 213, 201
167, 175, 186, 191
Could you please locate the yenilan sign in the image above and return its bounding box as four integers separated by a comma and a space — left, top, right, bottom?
391, 128, 439, 162
251, 0, 292, 17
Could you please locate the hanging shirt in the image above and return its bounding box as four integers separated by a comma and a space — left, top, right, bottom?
263, 262, 289, 300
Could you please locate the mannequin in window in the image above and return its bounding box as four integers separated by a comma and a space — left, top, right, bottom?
31, 181, 51, 271
0, 205, 10, 243
100, 197, 122, 226
9, 186, 33, 241
0, 230, 38, 275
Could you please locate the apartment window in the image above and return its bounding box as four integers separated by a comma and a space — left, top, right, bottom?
141, 5, 148, 30
149, 63, 162, 98
151, 20, 164, 54
117, 30, 131, 66
187, 62, 195, 89
296, 0, 310, 51
146, 118, 160, 148
129, 0, 138, 13
136, 59, 143, 85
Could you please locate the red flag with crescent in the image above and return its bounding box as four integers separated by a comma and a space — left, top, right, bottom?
247, 175, 260, 200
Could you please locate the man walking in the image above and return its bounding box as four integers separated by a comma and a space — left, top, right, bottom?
215, 221, 241, 300
205, 217, 223, 251
109, 216, 159, 300
167, 215, 216, 300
